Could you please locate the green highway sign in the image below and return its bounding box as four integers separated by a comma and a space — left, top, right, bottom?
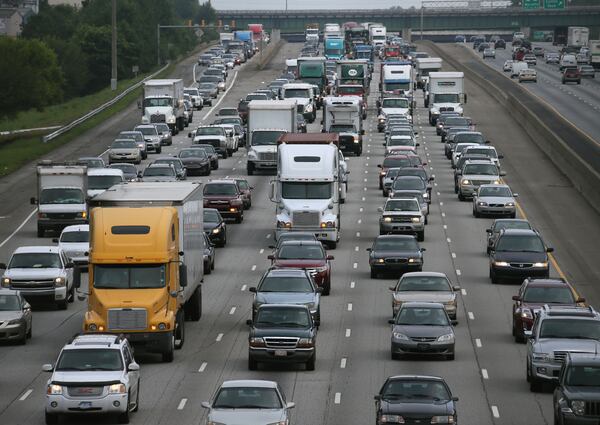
523, 0, 540, 9
544, 0, 565, 9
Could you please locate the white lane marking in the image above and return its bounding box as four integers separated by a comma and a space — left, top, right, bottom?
441, 212, 446, 217
355, 246, 359, 252
334, 392, 342, 404
468, 312, 475, 320
443, 224, 447, 229
461, 288, 467, 296
198, 362, 207, 372
229, 307, 236, 315
364, 170, 368, 174
266, 233, 271, 239
439, 202, 444, 206
251, 265, 257, 271
363, 187, 367, 191
359, 207, 364, 212
446, 237, 451, 243
340, 358, 347, 368
0, 209, 36, 249
19, 389, 32, 401
357, 219, 362, 224
202, 70, 239, 120
451, 252, 456, 258
177, 398, 187, 410
491, 406, 500, 418
482, 369, 489, 379
437, 192, 440, 196
456, 269, 462, 276
241, 284, 247, 291
475, 338, 482, 348
353, 263, 358, 269
363, 178, 368, 182
345, 328, 351, 337
350, 281, 356, 288
356, 232, 361, 237
361, 197, 366, 201
347, 303, 353, 311
216, 333, 224, 341
259, 248, 264, 254
232, 167, 236, 171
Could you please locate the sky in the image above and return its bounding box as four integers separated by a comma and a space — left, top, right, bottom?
206, 0, 422, 10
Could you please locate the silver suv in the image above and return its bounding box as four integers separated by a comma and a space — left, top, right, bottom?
378, 197, 425, 241
526, 305, 600, 392
43, 334, 140, 424
458, 160, 505, 201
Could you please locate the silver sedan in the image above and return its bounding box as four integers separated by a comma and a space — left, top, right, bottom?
473, 184, 518, 218
0, 290, 32, 344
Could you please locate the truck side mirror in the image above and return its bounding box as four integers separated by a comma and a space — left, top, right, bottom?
73, 266, 82, 289
30, 197, 37, 205
179, 263, 188, 287
188, 132, 192, 138
361, 129, 365, 135
137, 101, 142, 109
464, 93, 468, 104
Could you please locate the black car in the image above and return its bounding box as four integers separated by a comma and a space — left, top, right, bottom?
202, 232, 215, 274
434, 112, 461, 134
247, 304, 318, 371
108, 163, 139, 182
367, 235, 425, 278
494, 39, 506, 49
191, 144, 219, 170
375, 375, 458, 425
178, 148, 211, 176
489, 229, 553, 284
203, 208, 227, 247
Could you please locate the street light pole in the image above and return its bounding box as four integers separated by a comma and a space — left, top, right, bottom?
111, 0, 117, 90
420, 1, 424, 41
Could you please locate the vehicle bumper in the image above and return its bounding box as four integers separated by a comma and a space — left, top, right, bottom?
530, 360, 561, 381
391, 340, 454, 355
0, 322, 26, 341
38, 218, 87, 231
205, 229, 225, 245
119, 331, 172, 354
476, 205, 516, 216
379, 222, 424, 235
108, 155, 139, 163
12, 286, 67, 302
370, 262, 423, 274
46, 393, 129, 415
491, 266, 549, 281
207, 206, 242, 219
276, 228, 338, 243
160, 138, 172, 146
560, 413, 600, 425
249, 347, 315, 363
248, 160, 277, 170
184, 163, 211, 174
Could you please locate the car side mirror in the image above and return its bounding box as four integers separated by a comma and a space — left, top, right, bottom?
201, 401, 211, 409
500, 171, 507, 176
486, 228, 492, 234
65, 262, 74, 269
374, 394, 382, 401
382, 142, 386, 146
267, 254, 274, 260
387, 319, 395, 324
512, 295, 521, 301
137, 172, 143, 178
316, 287, 323, 293
452, 396, 459, 402
366, 248, 372, 252
246, 319, 253, 326
377, 164, 382, 168
128, 362, 140, 372
42, 364, 54, 372
577, 297, 586, 303
30, 197, 37, 205
361, 129, 365, 135
485, 140, 491, 144
451, 320, 458, 326
326, 255, 334, 260
52, 238, 59, 243
547, 247, 554, 253
453, 285, 461, 291
188, 132, 192, 138
268, 245, 275, 249
498, 154, 504, 159
524, 330, 533, 338
420, 248, 426, 252
513, 193, 519, 198
249, 287, 257, 293
416, 143, 420, 147
377, 207, 383, 212
389, 286, 396, 291
286, 402, 296, 409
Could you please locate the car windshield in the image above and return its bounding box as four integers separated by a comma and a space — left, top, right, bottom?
398, 169, 426, 180
285, 88, 311, 98
154, 159, 181, 170
393, 178, 425, 191
0, 294, 20, 311
258, 276, 313, 292
374, 238, 419, 251
255, 307, 311, 328
433, 93, 460, 103
382, 99, 410, 108
493, 221, 531, 232
9, 253, 61, 268
179, 149, 207, 159
396, 307, 450, 326
539, 319, 600, 339
523, 287, 575, 304
199, 83, 216, 90
383, 157, 411, 168
203, 209, 221, 223
111, 164, 136, 173
466, 148, 496, 158
389, 138, 414, 147
252, 130, 285, 146
60, 231, 89, 243
445, 118, 469, 127
184, 89, 199, 95
479, 186, 512, 197
281, 182, 332, 199
111, 140, 137, 149
278, 245, 324, 260
213, 387, 282, 409
136, 127, 157, 136
219, 109, 238, 116
155, 124, 170, 133
94, 264, 166, 289
391, 129, 412, 137
456, 144, 477, 153
143, 167, 174, 177
463, 164, 498, 175
195, 146, 216, 155
40, 188, 84, 205
382, 380, 451, 401
496, 234, 545, 252
236, 180, 249, 190
56, 349, 123, 372
88, 175, 123, 190
385, 200, 420, 212
200, 76, 220, 83
204, 184, 237, 196
566, 366, 600, 386
196, 127, 223, 136
398, 276, 451, 291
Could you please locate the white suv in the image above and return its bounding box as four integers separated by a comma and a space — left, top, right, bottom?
43, 334, 140, 424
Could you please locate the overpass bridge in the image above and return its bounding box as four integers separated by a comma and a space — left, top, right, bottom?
216, 6, 600, 35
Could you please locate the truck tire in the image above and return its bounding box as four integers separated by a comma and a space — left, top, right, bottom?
328, 240, 337, 250
37, 225, 44, 238
185, 286, 202, 321
247, 163, 254, 175
178, 118, 185, 131
417, 231, 424, 242
174, 314, 185, 350
118, 393, 130, 423
56, 298, 68, 310
162, 333, 175, 363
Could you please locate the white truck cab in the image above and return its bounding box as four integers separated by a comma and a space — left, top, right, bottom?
427, 72, 466, 125
87, 168, 125, 199
281, 83, 317, 123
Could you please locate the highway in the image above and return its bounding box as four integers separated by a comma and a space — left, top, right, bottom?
0, 38, 599, 425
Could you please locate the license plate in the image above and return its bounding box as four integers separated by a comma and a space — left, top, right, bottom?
417, 343, 430, 350
274, 350, 287, 357
79, 402, 92, 409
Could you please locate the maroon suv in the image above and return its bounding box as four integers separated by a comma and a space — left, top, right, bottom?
562, 67, 581, 84
203, 179, 244, 223
268, 240, 334, 295
511, 278, 585, 342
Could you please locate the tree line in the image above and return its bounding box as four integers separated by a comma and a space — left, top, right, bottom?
1, 0, 216, 119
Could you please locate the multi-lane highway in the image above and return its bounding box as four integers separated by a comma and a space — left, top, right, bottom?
0, 37, 599, 425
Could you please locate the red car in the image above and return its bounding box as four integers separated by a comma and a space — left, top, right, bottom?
234, 178, 253, 209
203, 179, 244, 223
268, 240, 334, 295
511, 278, 585, 343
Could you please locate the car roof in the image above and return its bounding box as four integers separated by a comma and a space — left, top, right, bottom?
64, 334, 125, 350
88, 168, 124, 176
500, 228, 539, 236
401, 271, 447, 279
479, 184, 509, 189
464, 159, 495, 165
278, 240, 323, 248
257, 303, 311, 311
376, 234, 416, 241
146, 163, 173, 169
155, 157, 182, 162
401, 301, 446, 309
221, 380, 278, 389
206, 179, 236, 185
13, 246, 61, 254
388, 375, 446, 382
265, 268, 309, 277
524, 278, 570, 288
61, 224, 89, 233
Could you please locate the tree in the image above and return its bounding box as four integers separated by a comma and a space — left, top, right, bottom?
196, 2, 216, 25
0, 38, 63, 118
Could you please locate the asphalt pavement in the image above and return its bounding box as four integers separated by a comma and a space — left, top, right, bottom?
0, 39, 599, 425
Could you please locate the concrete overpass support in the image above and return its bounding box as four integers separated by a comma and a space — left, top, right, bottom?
520, 26, 531, 38
402, 28, 412, 42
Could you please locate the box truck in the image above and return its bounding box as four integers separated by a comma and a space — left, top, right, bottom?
140, 79, 185, 134
427, 72, 466, 125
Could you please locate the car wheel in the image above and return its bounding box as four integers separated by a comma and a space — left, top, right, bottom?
458, 193, 465, 201
417, 231, 424, 242
328, 240, 337, 250
530, 378, 543, 393
510, 212, 516, 219
132, 381, 140, 412
37, 226, 44, 238
391, 352, 401, 360
68, 285, 75, 303
45, 412, 58, 425
157, 147, 162, 154
56, 298, 68, 310
323, 280, 331, 296
204, 260, 211, 274
490, 269, 499, 284
446, 352, 455, 361
370, 268, 377, 279
118, 393, 130, 423
248, 355, 258, 371
306, 352, 316, 371
27, 324, 32, 339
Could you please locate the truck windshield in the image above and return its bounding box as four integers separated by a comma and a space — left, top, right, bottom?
285, 89, 311, 98
384, 82, 410, 91
94, 264, 166, 289
326, 49, 343, 55
252, 130, 285, 146
433, 93, 460, 103
282, 182, 332, 199
88, 175, 123, 190
255, 308, 311, 328
382, 98, 409, 108
196, 128, 223, 136
40, 188, 84, 205
143, 98, 172, 108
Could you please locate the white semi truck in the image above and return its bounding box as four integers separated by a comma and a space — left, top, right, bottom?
246, 100, 297, 175
271, 133, 341, 248
141, 79, 185, 134
427, 72, 466, 125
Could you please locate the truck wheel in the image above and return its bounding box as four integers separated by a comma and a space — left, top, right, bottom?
174, 314, 185, 350
68, 285, 75, 303
56, 298, 68, 310
247, 163, 254, 175
37, 225, 44, 238
178, 118, 185, 131
204, 260, 211, 275
185, 286, 202, 321
328, 241, 337, 250
45, 412, 58, 425
162, 333, 175, 362
248, 355, 258, 371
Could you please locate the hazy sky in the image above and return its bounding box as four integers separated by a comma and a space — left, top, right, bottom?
207, 0, 422, 10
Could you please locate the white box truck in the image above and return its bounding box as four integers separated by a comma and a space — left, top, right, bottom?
31, 162, 88, 237
415, 57, 443, 89
427, 72, 466, 125
590, 40, 600, 70
140, 79, 185, 134
567, 27, 589, 47
247, 100, 297, 175
369, 25, 387, 48
271, 133, 341, 248
323, 96, 363, 156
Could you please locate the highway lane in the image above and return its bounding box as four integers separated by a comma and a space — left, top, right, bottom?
0, 38, 599, 425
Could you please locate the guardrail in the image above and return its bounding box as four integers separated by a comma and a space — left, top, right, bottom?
0, 126, 61, 139
42, 63, 170, 143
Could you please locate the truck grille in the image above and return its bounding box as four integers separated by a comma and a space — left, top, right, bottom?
470, 180, 492, 186
201, 139, 221, 148
10, 279, 55, 289
297, 104, 304, 113
108, 308, 147, 331
585, 401, 600, 416
553, 351, 568, 363
388, 216, 418, 223
150, 114, 166, 123
292, 211, 320, 227
440, 107, 454, 112
67, 386, 104, 397
258, 152, 276, 161
264, 337, 299, 349
46, 213, 79, 220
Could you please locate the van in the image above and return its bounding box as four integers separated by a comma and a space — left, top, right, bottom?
559, 54, 577, 71
510, 61, 528, 79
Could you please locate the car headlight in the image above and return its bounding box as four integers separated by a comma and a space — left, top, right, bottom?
521, 309, 533, 319
411, 217, 421, 223
376, 258, 385, 263
249, 337, 265, 347
408, 258, 421, 263
167, 117, 175, 124
492, 179, 501, 184
137, 143, 145, 149
461, 179, 470, 185
54, 277, 66, 287
571, 400, 585, 416
247, 150, 257, 159
506, 202, 515, 207
277, 220, 292, 228
383, 217, 392, 223
437, 333, 454, 342
353, 136, 359, 143
108, 383, 126, 394
1, 277, 11, 287
297, 338, 314, 347
379, 414, 404, 423
7, 319, 22, 325
392, 332, 409, 340
423, 192, 429, 198
47, 384, 63, 395
533, 262, 548, 268
493, 261, 509, 267
211, 228, 221, 234
478, 201, 488, 206
533, 352, 550, 362
431, 416, 455, 424
78, 211, 87, 219
320, 221, 335, 228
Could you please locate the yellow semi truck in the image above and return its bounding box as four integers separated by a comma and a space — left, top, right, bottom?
75, 182, 204, 362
